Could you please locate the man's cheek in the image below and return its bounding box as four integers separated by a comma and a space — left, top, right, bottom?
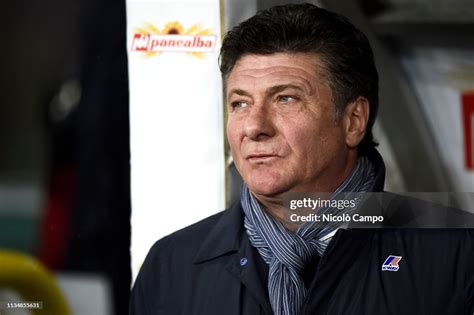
227, 127, 243, 152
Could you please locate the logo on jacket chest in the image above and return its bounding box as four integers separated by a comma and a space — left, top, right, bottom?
382, 255, 402, 272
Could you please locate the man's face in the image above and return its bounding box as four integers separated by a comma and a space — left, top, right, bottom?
226, 53, 355, 197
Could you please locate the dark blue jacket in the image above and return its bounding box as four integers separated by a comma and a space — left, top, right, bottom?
130, 150, 474, 314
129, 199, 474, 314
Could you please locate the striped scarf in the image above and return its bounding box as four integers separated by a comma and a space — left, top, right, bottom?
241, 156, 375, 315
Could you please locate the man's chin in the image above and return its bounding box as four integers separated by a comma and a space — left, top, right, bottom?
245, 181, 290, 198
239, 169, 293, 197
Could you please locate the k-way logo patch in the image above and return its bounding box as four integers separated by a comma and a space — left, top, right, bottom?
382, 255, 402, 272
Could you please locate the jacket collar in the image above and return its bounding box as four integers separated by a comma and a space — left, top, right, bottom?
365, 147, 386, 192
193, 201, 244, 263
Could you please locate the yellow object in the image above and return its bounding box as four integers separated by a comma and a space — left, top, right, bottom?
0, 249, 71, 315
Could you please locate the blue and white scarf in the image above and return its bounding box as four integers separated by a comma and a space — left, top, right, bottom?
241, 157, 375, 315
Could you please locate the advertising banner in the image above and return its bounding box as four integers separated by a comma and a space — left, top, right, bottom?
127, 0, 225, 280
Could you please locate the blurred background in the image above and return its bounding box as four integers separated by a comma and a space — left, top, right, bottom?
0, 0, 473, 314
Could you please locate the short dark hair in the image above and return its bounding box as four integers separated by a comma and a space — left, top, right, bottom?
220, 3, 379, 153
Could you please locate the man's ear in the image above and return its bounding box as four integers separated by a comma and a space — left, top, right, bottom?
342, 96, 369, 148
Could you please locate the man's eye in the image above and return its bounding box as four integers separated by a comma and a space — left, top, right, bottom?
277, 95, 298, 103
230, 101, 247, 109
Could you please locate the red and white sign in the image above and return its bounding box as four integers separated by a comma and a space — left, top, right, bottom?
132, 34, 216, 52
462, 93, 474, 170
130, 21, 217, 58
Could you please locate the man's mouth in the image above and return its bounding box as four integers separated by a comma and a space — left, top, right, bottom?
246, 154, 278, 162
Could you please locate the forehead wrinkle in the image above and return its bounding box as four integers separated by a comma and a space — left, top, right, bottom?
228, 71, 316, 98
237, 66, 313, 79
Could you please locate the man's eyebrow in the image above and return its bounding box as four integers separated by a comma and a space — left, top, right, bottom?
227, 83, 309, 99
227, 88, 252, 98
266, 84, 307, 96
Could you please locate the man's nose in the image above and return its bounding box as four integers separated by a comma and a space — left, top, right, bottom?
243, 105, 275, 141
